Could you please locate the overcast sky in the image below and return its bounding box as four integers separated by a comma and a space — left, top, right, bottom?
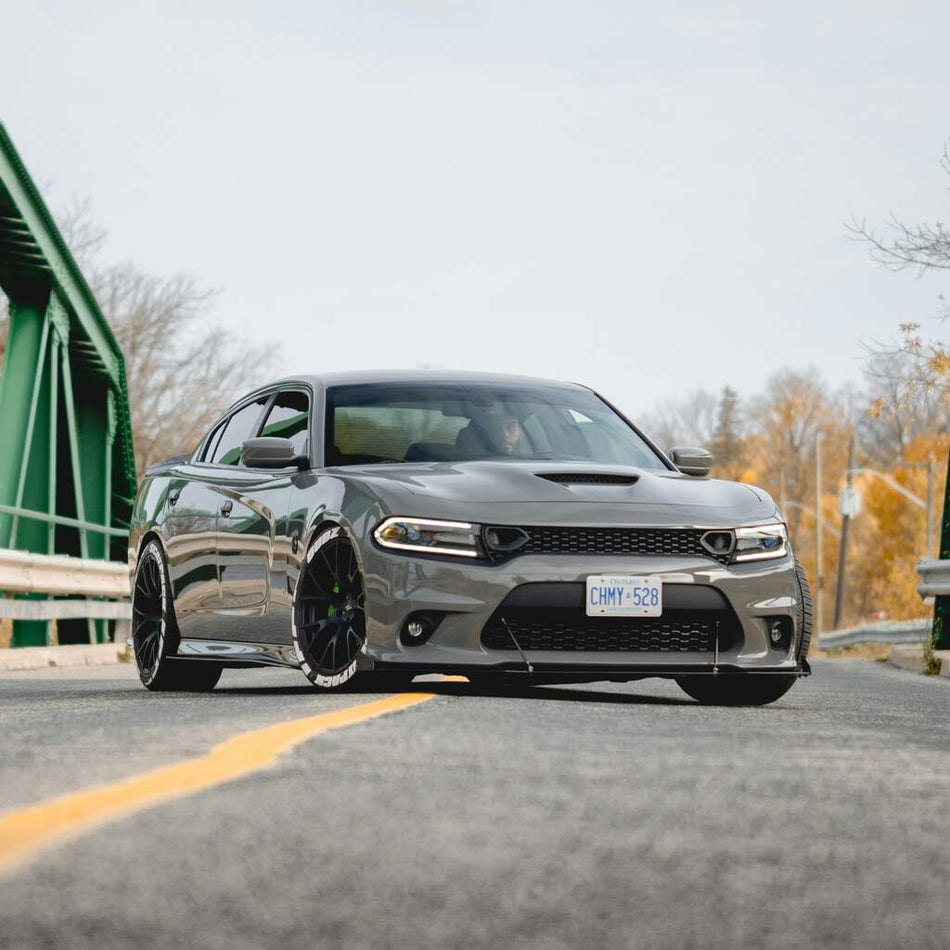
2, 1, 948, 420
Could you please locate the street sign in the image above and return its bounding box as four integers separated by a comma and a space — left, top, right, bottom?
840, 487, 861, 518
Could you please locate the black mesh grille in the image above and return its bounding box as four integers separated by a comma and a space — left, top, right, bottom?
482, 582, 741, 654
482, 617, 717, 652
515, 526, 728, 562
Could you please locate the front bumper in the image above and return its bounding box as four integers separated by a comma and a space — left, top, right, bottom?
359, 545, 805, 676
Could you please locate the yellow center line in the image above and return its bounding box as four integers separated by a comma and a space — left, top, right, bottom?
0, 691, 436, 876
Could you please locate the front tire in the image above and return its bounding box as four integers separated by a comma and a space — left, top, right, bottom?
132, 539, 223, 692
292, 526, 368, 688
676, 673, 797, 706
794, 558, 813, 660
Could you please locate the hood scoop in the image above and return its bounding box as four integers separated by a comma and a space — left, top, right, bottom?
537, 472, 639, 487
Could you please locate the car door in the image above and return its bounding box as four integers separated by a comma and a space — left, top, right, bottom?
213, 387, 310, 641
162, 472, 222, 639
160, 395, 269, 638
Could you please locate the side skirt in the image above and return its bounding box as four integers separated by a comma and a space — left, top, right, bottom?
176, 638, 301, 670
373, 660, 809, 680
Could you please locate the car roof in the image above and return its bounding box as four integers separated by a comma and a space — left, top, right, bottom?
264, 369, 590, 392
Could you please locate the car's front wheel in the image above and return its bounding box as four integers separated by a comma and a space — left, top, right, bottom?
675, 673, 797, 706
292, 526, 368, 688
132, 539, 223, 692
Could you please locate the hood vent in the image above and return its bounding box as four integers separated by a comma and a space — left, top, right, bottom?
537, 472, 639, 486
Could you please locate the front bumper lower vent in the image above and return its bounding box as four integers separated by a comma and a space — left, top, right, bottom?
481, 582, 742, 654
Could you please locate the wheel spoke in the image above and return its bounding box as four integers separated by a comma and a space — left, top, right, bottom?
133, 618, 156, 639
144, 561, 158, 597
320, 548, 336, 585
303, 567, 336, 601
139, 628, 159, 648
302, 617, 333, 652
344, 626, 359, 663
316, 634, 334, 669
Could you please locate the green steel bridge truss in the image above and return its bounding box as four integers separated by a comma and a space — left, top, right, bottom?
0, 123, 136, 647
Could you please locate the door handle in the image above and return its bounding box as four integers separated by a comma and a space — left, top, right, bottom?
220, 499, 233, 517
168, 489, 180, 506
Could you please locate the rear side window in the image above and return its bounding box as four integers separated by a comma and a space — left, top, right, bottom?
208, 397, 269, 466
259, 390, 310, 456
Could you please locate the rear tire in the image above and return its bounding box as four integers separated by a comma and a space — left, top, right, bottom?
676, 673, 797, 706
132, 539, 223, 692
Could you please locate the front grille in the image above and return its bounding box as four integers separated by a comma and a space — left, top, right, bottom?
514, 526, 728, 563
482, 616, 718, 652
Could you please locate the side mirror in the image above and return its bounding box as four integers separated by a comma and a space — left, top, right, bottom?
670, 446, 712, 477
241, 437, 307, 470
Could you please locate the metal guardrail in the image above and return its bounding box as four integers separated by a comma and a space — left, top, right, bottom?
818, 619, 930, 649
917, 558, 950, 598
0, 547, 131, 624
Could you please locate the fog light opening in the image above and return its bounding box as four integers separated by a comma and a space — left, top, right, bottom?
765, 617, 792, 652
399, 611, 444, 647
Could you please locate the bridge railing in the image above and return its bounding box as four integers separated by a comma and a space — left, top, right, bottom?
0, 502, 131, 644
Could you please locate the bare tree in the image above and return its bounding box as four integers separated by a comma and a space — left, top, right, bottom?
747, 368, 849, 535
639, 389, 718, 452
858, 349, 948, 465
848, 143, 950, 276
94, 263, 278, 472
849, 140, 950, 400
1, 202, 278, 475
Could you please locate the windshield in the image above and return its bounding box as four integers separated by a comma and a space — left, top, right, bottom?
325, 383, 669, 470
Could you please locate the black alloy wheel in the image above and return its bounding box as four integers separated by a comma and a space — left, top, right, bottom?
132, 539, 222, 692
293, 526, 367, 688
132, 544, 165, 682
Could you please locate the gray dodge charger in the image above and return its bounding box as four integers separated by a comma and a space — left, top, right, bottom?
129, 371, 812, 705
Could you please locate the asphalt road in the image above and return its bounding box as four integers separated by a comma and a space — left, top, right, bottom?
0, 659, 948, 950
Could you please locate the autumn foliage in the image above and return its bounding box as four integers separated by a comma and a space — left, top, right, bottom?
644, 352, 948, 630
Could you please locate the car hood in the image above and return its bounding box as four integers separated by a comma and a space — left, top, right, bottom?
342, 460, 778, 527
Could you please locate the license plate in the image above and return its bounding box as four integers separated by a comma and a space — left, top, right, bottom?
586, 575, 663, 617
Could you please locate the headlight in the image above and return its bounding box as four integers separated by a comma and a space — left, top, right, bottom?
374, 517, 482, 558
733, 523, 788, 562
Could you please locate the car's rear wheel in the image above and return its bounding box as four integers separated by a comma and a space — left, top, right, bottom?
676, 673, 797, 706
292, 526, 367, 688
132, 539, 223, 692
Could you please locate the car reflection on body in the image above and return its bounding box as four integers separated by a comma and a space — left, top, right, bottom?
129, 372, 811, 705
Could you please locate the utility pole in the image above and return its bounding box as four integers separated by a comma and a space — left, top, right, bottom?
926, 456, 935, 557
814, 434, 823, 635
833, 431, 856, 629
